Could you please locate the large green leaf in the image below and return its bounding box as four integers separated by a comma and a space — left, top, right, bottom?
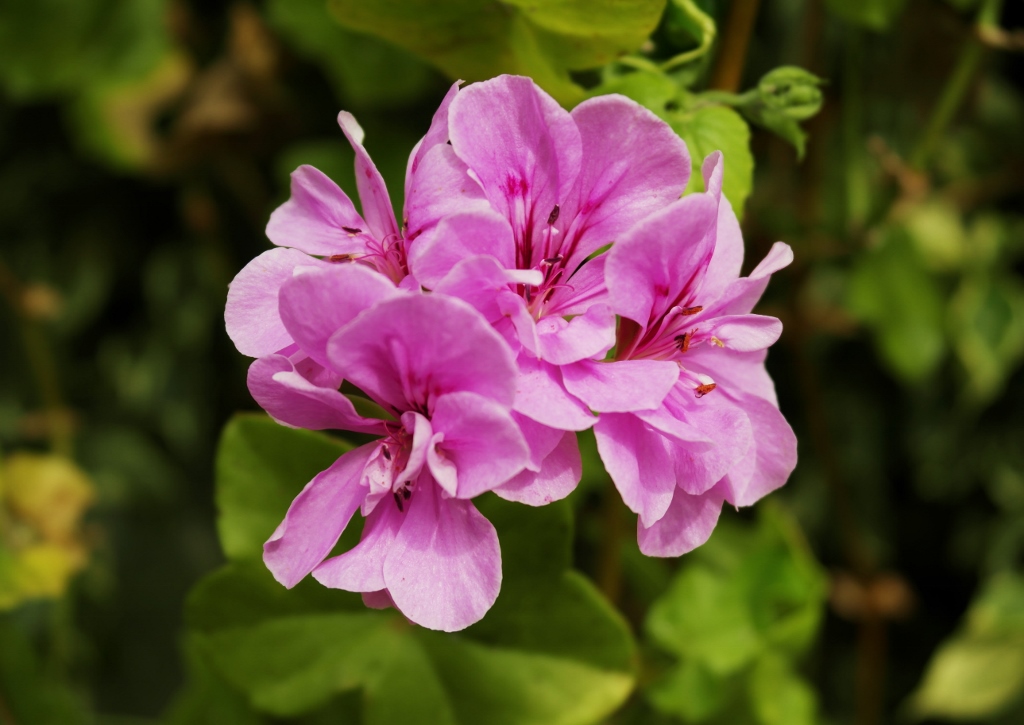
215, 414, 353, 561
184, 417, 636, 723
324, 0, 666, 105
668, 105, 754, 214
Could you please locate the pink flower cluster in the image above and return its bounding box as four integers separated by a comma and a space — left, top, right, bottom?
225, 75, 797, 631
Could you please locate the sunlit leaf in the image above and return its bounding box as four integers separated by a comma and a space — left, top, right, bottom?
668, 105, 753, 213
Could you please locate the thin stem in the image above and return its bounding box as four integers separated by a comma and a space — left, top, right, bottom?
597, 478, 625, 605
709, 0, 762, 92
910, 35, 984, 170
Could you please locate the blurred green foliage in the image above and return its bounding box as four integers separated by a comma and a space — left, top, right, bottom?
0, 0, 1023, 723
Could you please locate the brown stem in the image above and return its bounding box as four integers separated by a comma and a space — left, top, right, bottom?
856, 615, 887, 725
0, 690, 18, 725
709, 0, 762, 92
597, 478, 625, 605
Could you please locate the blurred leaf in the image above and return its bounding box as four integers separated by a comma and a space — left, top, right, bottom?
0, 618, 91, 724
645, 506, 826, 721
215, 414, 353, 561
588, 71, 680, 114
949, 273, 1024, 403
905, 201, 968, 272
748, 654, 818, 725
846, 230, 947, 382
824, 0, 909, 31
662, 0, 716, 66
324, 0, 666, 105
267, 0, 437, 108
0, 0, 170, 100
738, 67, 825, 158
909, 573, 1024, 720
669, 105, 753, 213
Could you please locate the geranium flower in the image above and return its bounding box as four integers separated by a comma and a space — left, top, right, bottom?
405, 74, 691, 498
254, 264, 530, 631
561, 153, 797, 556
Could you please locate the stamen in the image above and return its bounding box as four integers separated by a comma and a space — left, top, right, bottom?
327, 254, 356, 263
674, 332, 692, 353
542, 255, 563, 265
393, 491, 404, 512
711, 336, 725, 348
681, 306, 704, 316
382, 447, 391, 461
695, 383, 717, 398
341, 226, 362, 234
547, 205, 560, 224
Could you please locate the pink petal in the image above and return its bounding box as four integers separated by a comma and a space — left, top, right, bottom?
337, 112, 399, 242
535, 303, 616, 365
637, 483, 726, 557
513, 355, 596, 431
397, 411, 433, 488
406, 81, 461, 183
594, 413, 677, 527
279, 263, 400, 369
362, 589, 395, 610
720, 394, 797, 507
383, 480, 501, 631
561, 358, 679, 413
448, 75, 582, 251
429, 391, 530, 499
264, 443, 374, 588
408, 209, 516, 289
494, 419, 581, 506
225, 248, 328, 357
313, 496, 404, 592
327, 294, 518, 414
404, 143, 490, 246
560, 94, 691, 264
703, 242, 794, 318
702, 314, 783, 352
685, 347, 778, 406
700, 153, 745, 301
606, 193, 719, 327
247, 355, 386, 434
266, 165, 373, 256
544, 254, 609, 317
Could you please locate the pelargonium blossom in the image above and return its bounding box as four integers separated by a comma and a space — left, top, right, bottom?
405, 75, 692, 495
561, 153, 797, 556
255, 263, 530, 631
224, 80, 487, 365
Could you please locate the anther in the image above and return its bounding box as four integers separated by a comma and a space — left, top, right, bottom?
382, 447, 391, 461
328, 254, 355, 263
402, 488, 411, 500
341, 226, 362, 234
393, 491, 404, 512
542, 255, 563, 265
711, 336, 725, 348
695, 383, 717, 398
681, 306, 704, 316
674, 332, 692, 353
547, 205, 560, 225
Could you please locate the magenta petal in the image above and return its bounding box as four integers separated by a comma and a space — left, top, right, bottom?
328, 294, 518, 413
562, 358, 679, 413
247, 355, 386, 434
700, 161, 745, 301
279, 264, 400, 368
266, 165, 372, 256
637, 483, 726, 557
606, 193, 719, 327
337, 112, 399, 242
703, 314, 783, 352
705, 242, 794, 317
561, 94, 691, 262
264, 444, 374, 588
406, 81, 461, 184
383, 480, 501, 631
406, 142, 490, 245
225, 248, 328, 357
721, 394, 797, 507
685, 347, 778, 405
430, 391, 530, 499
494, 420, 581, 506
513, 355, 596, 431
545, 253, 609, 317
408, 209, 516, 289
313, 497, 404, 592
449, 75, 582, 242
594, 413, 677, 526
536, 303, 616, 365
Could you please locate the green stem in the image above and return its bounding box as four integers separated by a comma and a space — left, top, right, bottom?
910, 35, 984, 170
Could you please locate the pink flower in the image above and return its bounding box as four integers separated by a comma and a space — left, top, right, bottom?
405, 75, 692, 497
255, 264, 530, 631
563, 153, 797, 556
224, 81, 488, 362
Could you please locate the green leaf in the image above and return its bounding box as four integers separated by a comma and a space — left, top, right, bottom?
846, 230, 947, 382
736, 67, 825, 159
909, 573, 1024, 720
824, 0, 909, 31
588, 71, 680, 115
748, 655, 818, 725
192, 422, 637, 725
215, 414, 353, 561
267, 0, 437, 108
0, 619, 91, 725
662, 0, 717, 68
324, 0, 666, 105
648, 658, 729, 721
668, 105, 753, 213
